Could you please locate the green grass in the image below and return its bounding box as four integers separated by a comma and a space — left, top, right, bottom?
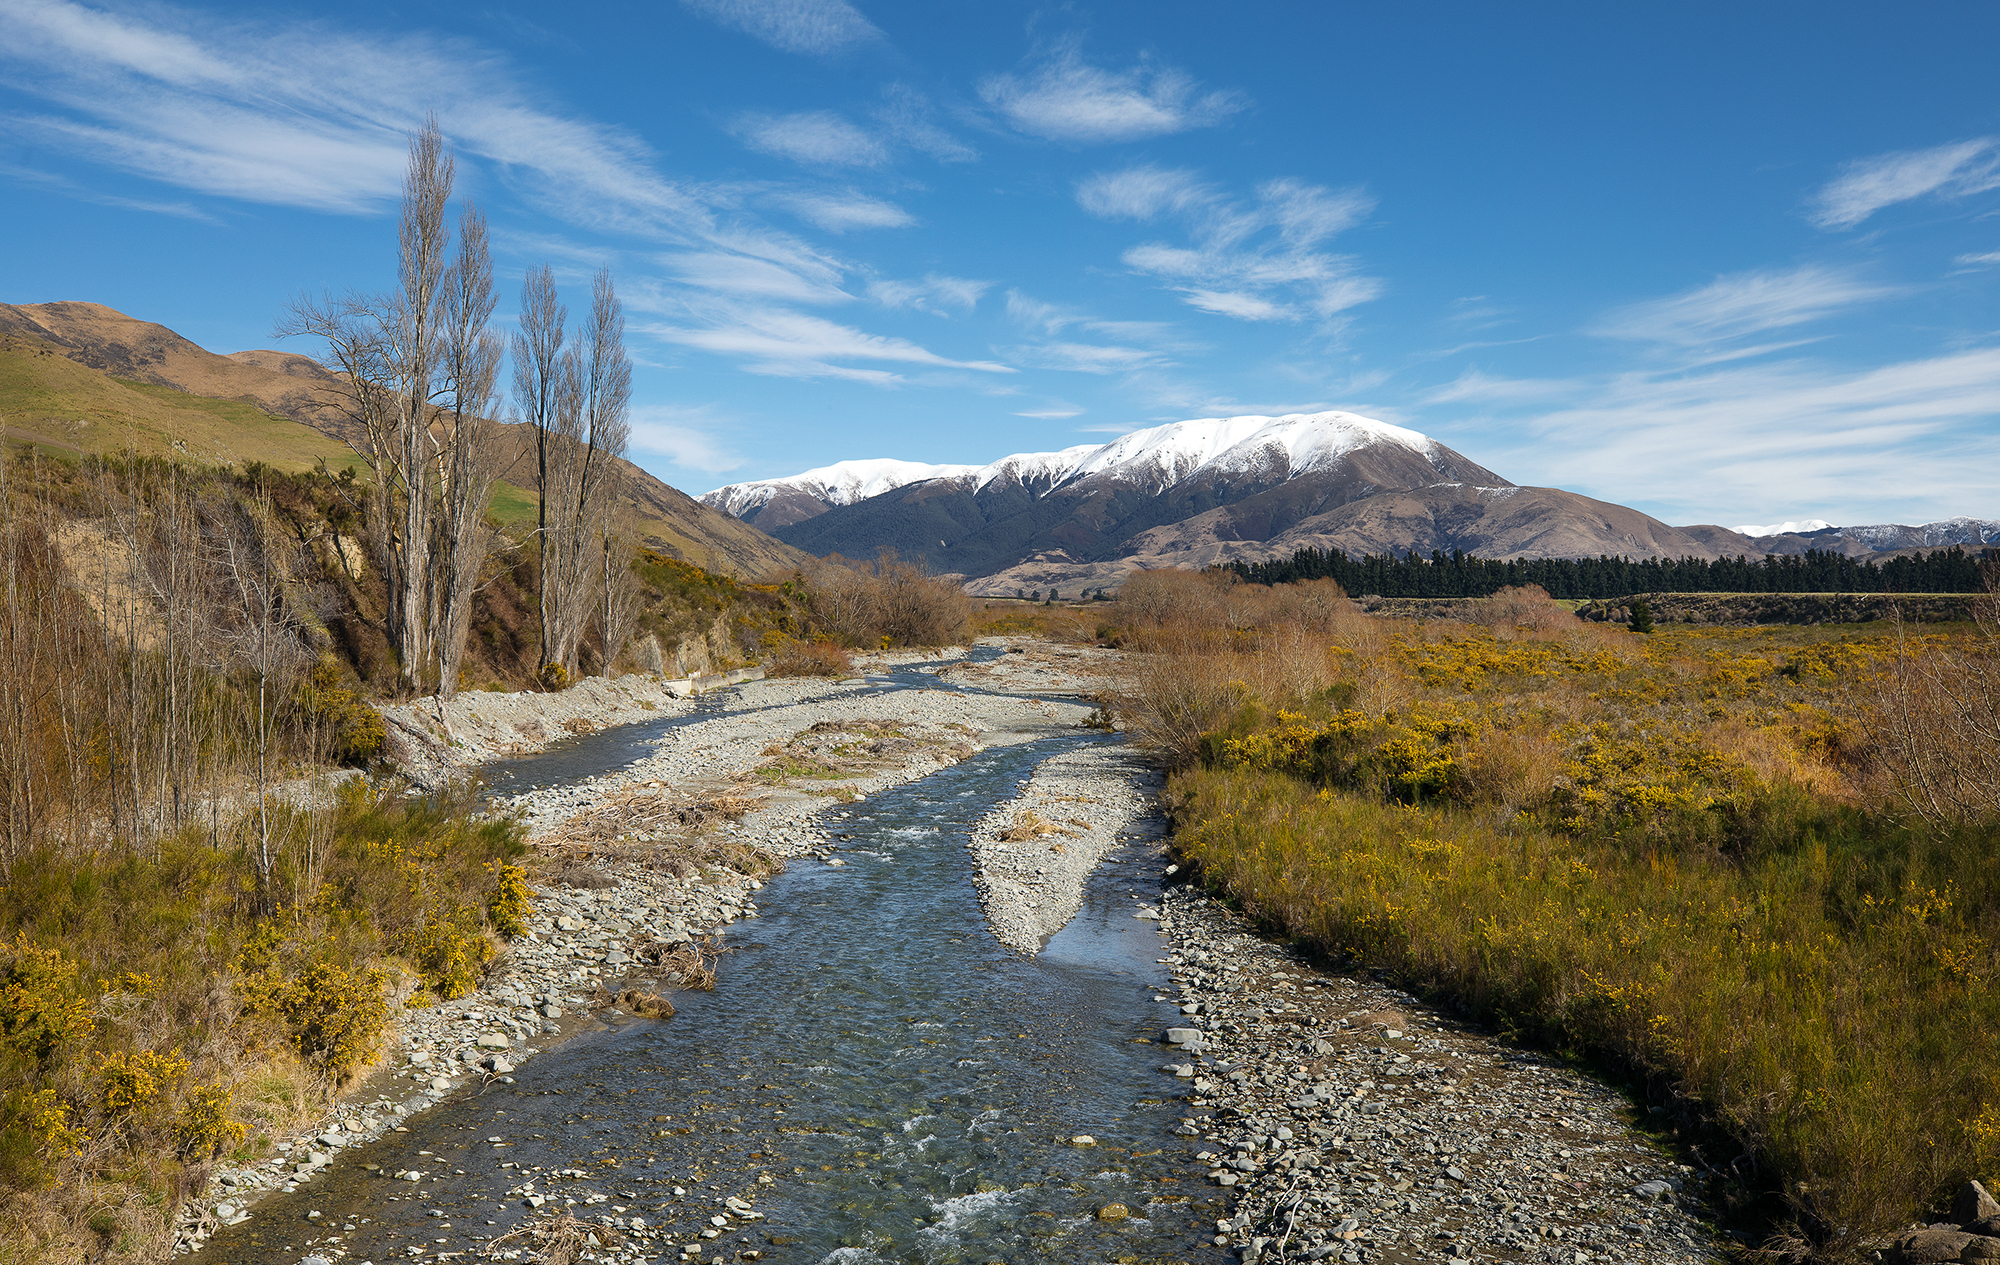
0, 338, 358, 474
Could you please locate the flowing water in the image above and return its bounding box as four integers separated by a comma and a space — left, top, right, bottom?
204, 711, 1227, 1263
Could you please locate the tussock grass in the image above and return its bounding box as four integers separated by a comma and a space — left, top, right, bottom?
1115, 570, 2000, 1253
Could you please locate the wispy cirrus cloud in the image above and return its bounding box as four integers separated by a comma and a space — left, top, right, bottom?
772, 189, 914, 232
1478, 347, 2000, 524
867, 274, 989, 315
980, 37, 1245, 143
0, 0, 721, 236
676, 0, 882, 56
732, 110, 889, 168
635, 290, 1013, 384
1077, 164, 1380, 322
1002, 341, 1166, 374
1591, 264, 1899, 351
625, 403, 745, 474
1811, 137, 2000, 230
1013, 404, 1085, 419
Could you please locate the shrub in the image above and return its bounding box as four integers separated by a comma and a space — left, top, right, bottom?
94, 1048, 190, 1125
400, 903, 492, 1001
765, 638, 854, 678
247, 959, 388, 1081
487, 863, 531, 939
297, 654, 386, 765
172, 1082, 245, 1161
0, 938, 92, 1065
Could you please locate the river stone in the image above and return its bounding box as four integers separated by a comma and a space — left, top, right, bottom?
428, 1076, 453, 1091
1164, 1027, 1200, 1045
1959, 1183, 2000, 1226
407, 1050, 431, 1065
1632, 1180, 1672, 1200
1070, 1135, 1097, 1147
1897, 1229, 1974, 1263
1097, 1203, 1130, 1221
475, 1033, 511, 1049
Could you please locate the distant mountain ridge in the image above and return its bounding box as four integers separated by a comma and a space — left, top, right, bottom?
703, 411, 1990, 595
701, 411, 1705, 594
0, 301, 808, 580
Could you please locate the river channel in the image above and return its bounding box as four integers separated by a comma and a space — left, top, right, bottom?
203, 680, 1229, 1264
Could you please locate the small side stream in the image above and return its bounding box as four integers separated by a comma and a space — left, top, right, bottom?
206, 700, 1225, 1263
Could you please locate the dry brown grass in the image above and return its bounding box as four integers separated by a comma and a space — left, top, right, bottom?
1128, 572, 2000, 1253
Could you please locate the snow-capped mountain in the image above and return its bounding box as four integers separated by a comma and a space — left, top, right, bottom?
703, 411, 1460, 531
1729, 517, 2000, 557
705, 410, 1524, 583
703, 409, 1993, 592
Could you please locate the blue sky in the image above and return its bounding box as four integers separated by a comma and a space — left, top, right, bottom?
3, 0, 1997, 529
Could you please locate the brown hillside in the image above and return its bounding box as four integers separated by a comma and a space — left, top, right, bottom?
0, 301, 807, 579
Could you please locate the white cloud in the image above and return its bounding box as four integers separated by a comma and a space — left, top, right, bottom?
1013, 405, 1085, 418
0, 0, 733, 238
732, 110, 889, 167
677, 0, 882, 56
626, 405, 744, 474
660, 250, 852, 303
1004, 341, 1164, 374
639, 300, 1014, 382
1179, 289, 1289, 321
1468, 348, 2000, 525
1076, 164, 1211, 219
867, 274, 989, 315
775, 190, 914, 232
1004, 289, 1082, 335
874, 84, 976, 162
980, 37, 1245, 143
1081, 168, 1380, 321
1812, 137, 2000, 230
1593, 265, 1898, 348
1955, 251, 2000, 268
1423, 370, 1581, 404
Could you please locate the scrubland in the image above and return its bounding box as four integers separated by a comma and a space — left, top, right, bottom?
1113, 568, 2000, 1255
0, 444, 992, 1261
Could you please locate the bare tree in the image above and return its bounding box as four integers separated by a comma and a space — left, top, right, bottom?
430, 206, 503, 701
517, 268, 631, 682
212, 486, 311, 896
280, 119, 497, 699
592, 510, 644, 676
511, 265, 567, 677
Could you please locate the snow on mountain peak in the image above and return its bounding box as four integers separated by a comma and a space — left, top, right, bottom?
1731, 519, 1836, 536
705, 410, 1450, 515
704, 457, 978, 516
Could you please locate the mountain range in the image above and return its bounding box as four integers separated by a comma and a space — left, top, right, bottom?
705, 412, 1996, 595
0, 302, 806, 580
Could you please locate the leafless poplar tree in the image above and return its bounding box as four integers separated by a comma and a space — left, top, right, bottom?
514, 267, 630, 682
593, 510, 644, 676
430, 206, 503, 700
280, 119, 498, 698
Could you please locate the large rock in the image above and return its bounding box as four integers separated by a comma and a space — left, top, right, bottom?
1961, 1238, 2000, 1263
1960, 1183, 2000, 1227
1895, 1229, 1974, 1264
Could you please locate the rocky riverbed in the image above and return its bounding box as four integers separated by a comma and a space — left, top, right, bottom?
1153, 889, 1720, 1265
180, 636, 1738, 1265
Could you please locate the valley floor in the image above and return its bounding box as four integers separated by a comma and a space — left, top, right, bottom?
179, 638, 1719, 1265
